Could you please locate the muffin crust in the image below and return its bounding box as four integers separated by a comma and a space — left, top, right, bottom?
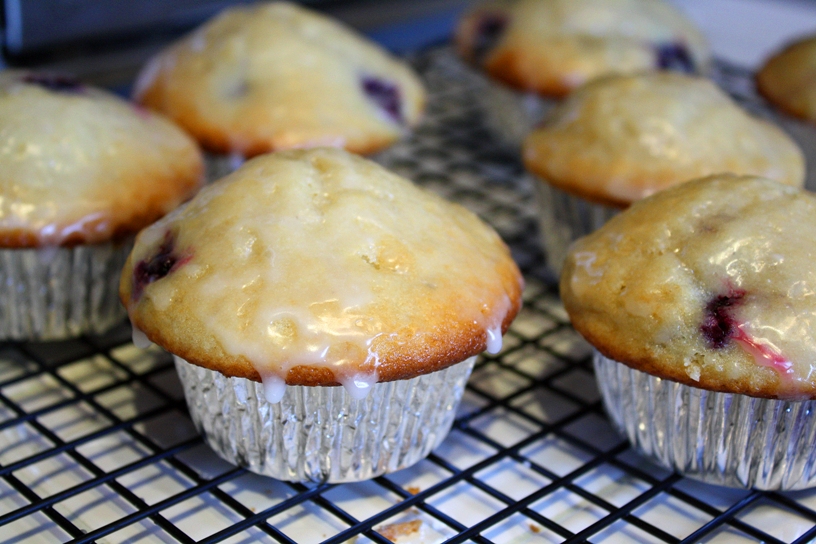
121, 148, 523, 387
0, 71, 204, 247
562, 175, 816, 399
134, 2, 426, 157
456, 0, 709, 97
524, 73, 805, 207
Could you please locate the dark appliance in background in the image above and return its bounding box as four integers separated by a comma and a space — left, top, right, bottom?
0, 0, 470, 89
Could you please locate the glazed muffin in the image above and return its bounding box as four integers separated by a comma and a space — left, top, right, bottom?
134, 1, 426, 179
120, 148, 523, 482
455, 0, 710, 145
0, 71, 203, 340
562, 174, 816, 489
757, 35, 816, 123
523, 72, 805, 272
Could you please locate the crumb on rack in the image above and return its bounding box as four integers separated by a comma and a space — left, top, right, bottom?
377, 519, 422, 542
406, 486, 421, 495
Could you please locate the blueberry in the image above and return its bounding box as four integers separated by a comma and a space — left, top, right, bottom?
655, 43, 695, 74
361, 77, 403, 124
132, 233, 186, 299
22, 73, 84, 93
700, 290, 745, 349
473, 14, 508, 61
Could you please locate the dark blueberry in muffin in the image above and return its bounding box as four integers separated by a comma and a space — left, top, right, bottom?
361, 77, 403, 124
22, 73, 84, 93
655, 43, 696, 74
473, 14, 508, 62
700, 289, 746, 349
133, 233, 189, 299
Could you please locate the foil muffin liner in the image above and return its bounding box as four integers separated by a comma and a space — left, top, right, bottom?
0, 241, 131, 341
204, 152, 246, 183
594, 350, 816, 490
534, 179, 620, 275
482, 81, 555, 149
174, 355, 477, 483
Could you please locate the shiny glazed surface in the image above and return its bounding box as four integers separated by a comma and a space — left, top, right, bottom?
0, 71, 204, 247
456, 0, 709, 96
121, 148, 523, 389
524, 73, 805, 206
134, 1, 426, 156
561, 175, 816, 399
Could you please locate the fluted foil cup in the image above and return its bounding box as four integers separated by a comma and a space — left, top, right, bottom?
175, 355, 476, 483
594, 350, 816, 490
482, 82, 555, 149
534, 181, 620, 275
0, 241, 131, 341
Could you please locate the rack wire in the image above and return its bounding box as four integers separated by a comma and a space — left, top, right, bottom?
3, 47, 816, 544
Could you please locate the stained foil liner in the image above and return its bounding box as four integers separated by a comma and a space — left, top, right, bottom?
594, 350, 816, 490
0, 241, 131, 341
533, 179, 621, 275
482, 81, 556, 149
174, 355, 477, 483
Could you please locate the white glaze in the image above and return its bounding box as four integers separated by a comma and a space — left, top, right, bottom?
131, 324, 153, 349
259, 372, 287, 404
338, 372, 379, 400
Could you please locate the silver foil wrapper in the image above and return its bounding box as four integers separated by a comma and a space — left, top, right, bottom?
205, 152, 246, 183
482, 81, 556, 149
594, 350, 816, 490
534, 180, 620, 275
174, 355, 477, 483
0, 241, 131, 341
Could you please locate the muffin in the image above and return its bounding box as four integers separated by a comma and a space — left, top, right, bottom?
455, 0, 710, 146
757, 35, 816, 123
562, 174, 816, 490
756, 34, 816, 190
133, 1, 426, 180
120, 148, 523, 483
523, 72, 805, 273
0, 71, 203, 340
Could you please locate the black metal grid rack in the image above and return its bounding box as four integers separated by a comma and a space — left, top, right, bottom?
3, 47, 816, 544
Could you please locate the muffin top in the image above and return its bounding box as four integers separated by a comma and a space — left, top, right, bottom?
121, 148, 523, 393
455, 0, 709, 97
523, 73, 805, 207
757, 34, 816, 123
561, 175, 816, 400
0, 71, 204, 248
134, 1, 426, 157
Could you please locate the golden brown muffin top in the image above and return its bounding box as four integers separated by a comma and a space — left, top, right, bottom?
134, 1, 426, 157
456, 0, 709, 97
562, 175, 816, 400
757, 34, 816, 123
524, 73, 804, 207
121, 148, 523, 392
0, 71, 204, 247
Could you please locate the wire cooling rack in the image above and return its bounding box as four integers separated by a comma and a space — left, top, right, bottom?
3, 47, 816, 544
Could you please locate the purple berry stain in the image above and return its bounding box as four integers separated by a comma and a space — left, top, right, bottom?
361, 77, 403, 124
700, 289, 745, 349
474, 14, 508, 61
132, 233, 190, 300
700, 287, 794, 376
655, 42, 695, 74
22, 73, 84, 93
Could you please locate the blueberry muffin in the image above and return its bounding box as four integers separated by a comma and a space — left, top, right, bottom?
757, 35, 816, 123
134, 1, 426, 179
562, 175, 816, 489
455, 0, 709, 145
120, 148, 523, 482
0, 70, 203, 340
523, 72, 804, 272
